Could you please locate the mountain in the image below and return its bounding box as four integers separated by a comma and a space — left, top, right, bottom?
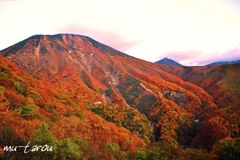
0, 34, 239, 159
158, 64, 240, 149
207, 60, 240, 66
0, 55, 147, 159
158, 64, 240, 106
0, 34, 216, 140
155, 57, 183, 66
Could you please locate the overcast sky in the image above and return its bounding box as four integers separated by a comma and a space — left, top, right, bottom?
0, 0, 240, 65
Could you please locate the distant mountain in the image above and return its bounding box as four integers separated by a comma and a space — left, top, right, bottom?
155, 57, 183, 66
207, 60, 240, 66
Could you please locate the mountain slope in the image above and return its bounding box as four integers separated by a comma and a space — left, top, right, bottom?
155, 57, 183, 66
158, 64, 240, 149
0, 54, 149, 159
1, 34, 221, 148
157, 64, 240, 107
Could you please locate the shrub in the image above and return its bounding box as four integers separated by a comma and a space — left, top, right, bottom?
183, 148, 211, 160
0, 66, 9, 73
90, 107, 104, 115
55, 140, 83, 160
20, 104, 36, 117
0, 72, 8, 78
136, 149, 148, 160
29, 90, 41, 103
0, 66, 9, 78
30, 123, 57, 159
0, 86, 5, 91
105, 142, 126, 159
14, 81, 27, 95
54, 93, 72, 105
0, 125, 25, 159
33, 123, 56, 145
88, 103, 152, 140
98, 88, 104, 95
0, 125, 23, 146
134, 142, 182, 160
215, 138, 240, 160
0, 86, 5, 96
32, 123, 84, 160
75, 139, 94, 159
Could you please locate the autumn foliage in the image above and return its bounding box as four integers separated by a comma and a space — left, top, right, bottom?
0, 34, 239, 159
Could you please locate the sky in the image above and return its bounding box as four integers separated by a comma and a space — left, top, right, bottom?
0, 0, 240, 66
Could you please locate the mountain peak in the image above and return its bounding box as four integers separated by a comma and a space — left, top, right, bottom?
0, 34, 127, 57
155, 57, 183, 66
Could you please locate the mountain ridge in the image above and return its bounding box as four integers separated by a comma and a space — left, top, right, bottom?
207, 59, 240, 66
1, 34, 238, 155
1, 34, 129, 57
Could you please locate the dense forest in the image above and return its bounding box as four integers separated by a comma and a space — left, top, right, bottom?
0, 34, 239, 159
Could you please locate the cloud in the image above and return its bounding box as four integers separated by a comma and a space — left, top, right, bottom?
156, 50, 203, 66
58, 24, 141, 52
157, 46, 240, 66
198, 46, 240, 65
157, 50, 201, 61
0, 0, 16, 11
1, 0, 240, 65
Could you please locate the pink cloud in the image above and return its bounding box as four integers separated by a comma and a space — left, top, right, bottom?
58, 24, 140, 52
157, 50, 202, 61
156, 50, 203, 65
58, 24, 240, 66
200, 46, 240, 64
156, 48, 240, 66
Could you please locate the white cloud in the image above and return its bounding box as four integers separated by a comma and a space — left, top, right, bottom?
0, 0, 240, 65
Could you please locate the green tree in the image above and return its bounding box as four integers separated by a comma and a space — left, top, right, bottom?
55, 139, 83, 160
216, 138, 240, 160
